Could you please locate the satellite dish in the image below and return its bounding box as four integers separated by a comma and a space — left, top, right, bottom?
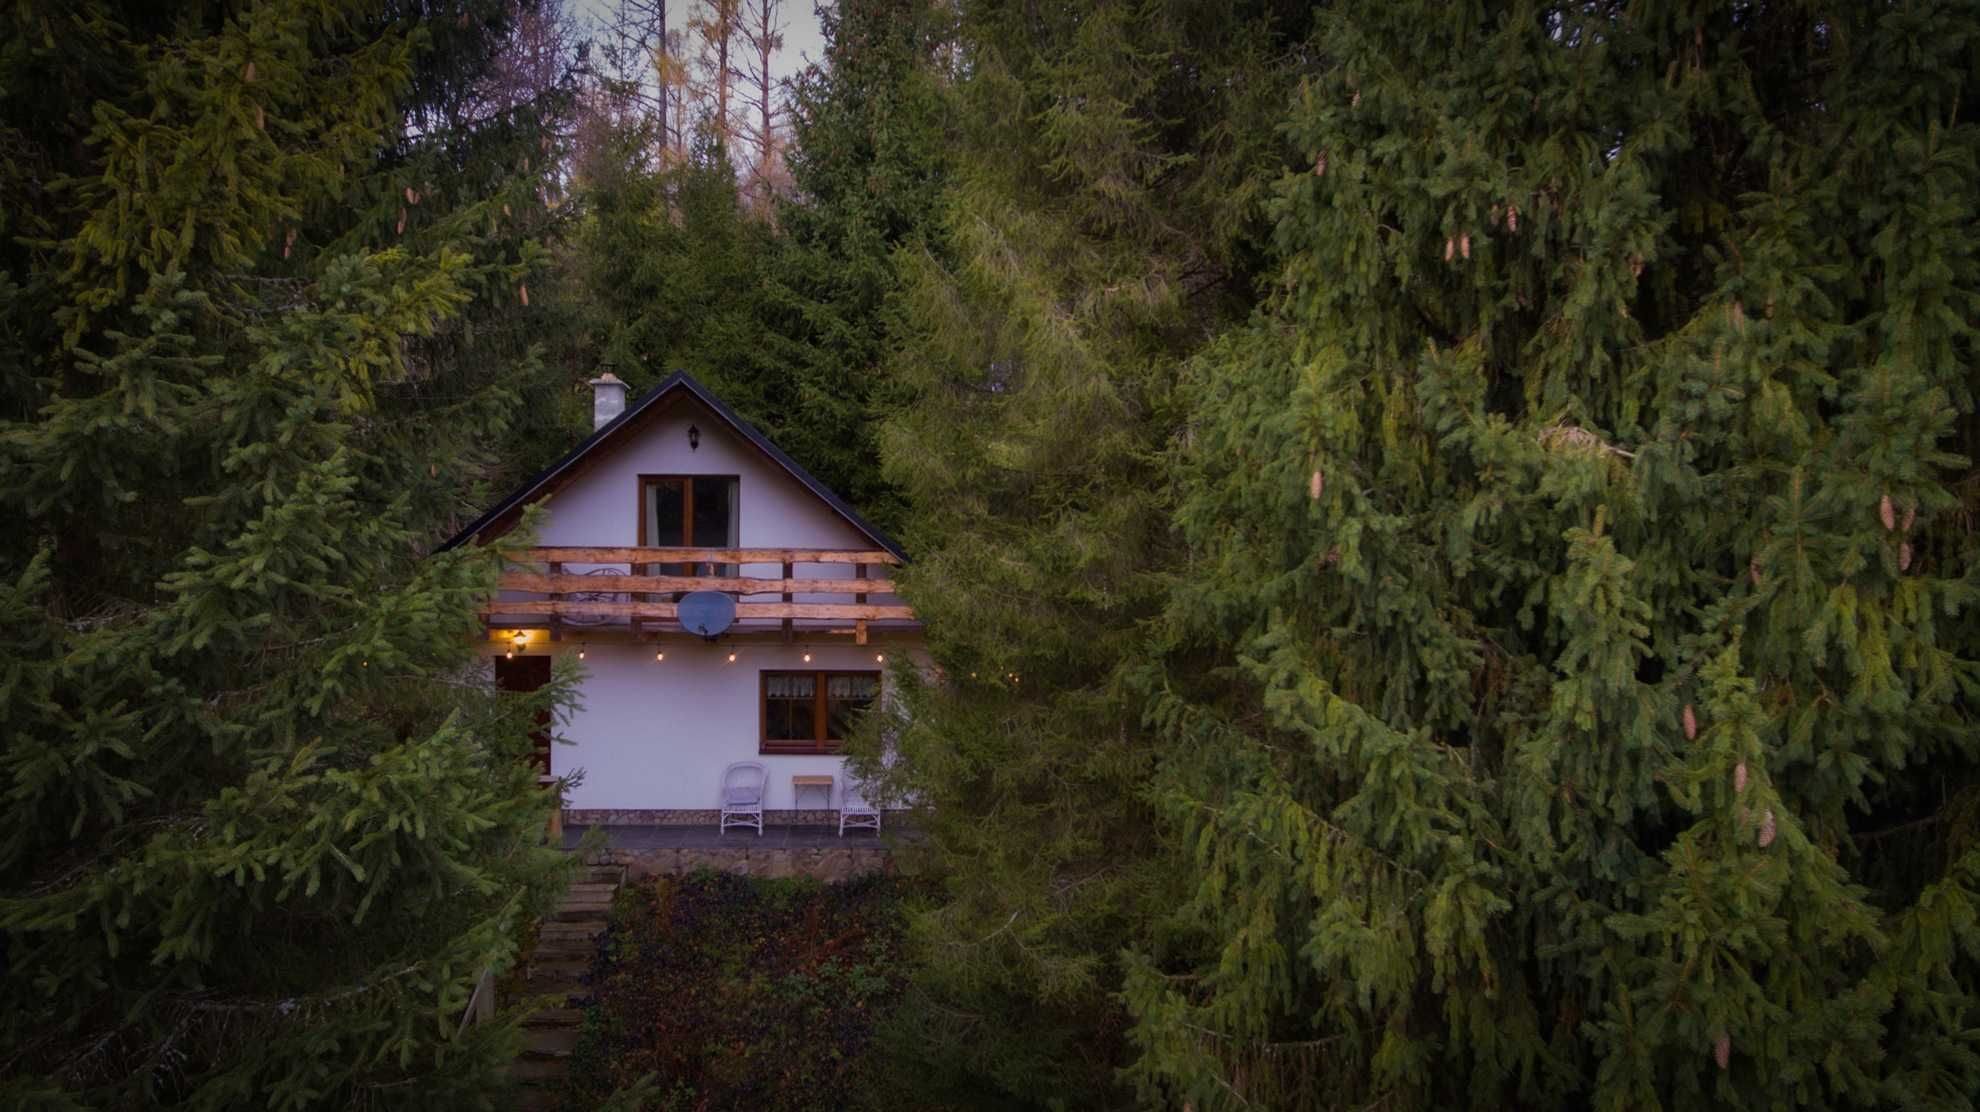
678, 591, 736, 638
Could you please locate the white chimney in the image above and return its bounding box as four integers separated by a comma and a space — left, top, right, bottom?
588, 371, 628, 430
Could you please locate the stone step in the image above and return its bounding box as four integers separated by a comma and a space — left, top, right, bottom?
509, 1057, 566, 1083
568, 881, 619, 897
523, 1007, 585, 1028
521, 1026, 581, 1058
534, 942, 593, 963
539, 919, 606, 938
549, 904, 611, 923
580, 866, 624, 884
512, 1086, 562, 1112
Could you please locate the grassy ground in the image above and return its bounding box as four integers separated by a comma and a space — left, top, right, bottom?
558, 870, 914, 1111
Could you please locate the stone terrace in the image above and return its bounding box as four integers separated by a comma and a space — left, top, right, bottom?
564, 823, 900, 882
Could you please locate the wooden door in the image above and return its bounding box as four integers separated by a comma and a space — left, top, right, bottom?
494, 654, 554, 776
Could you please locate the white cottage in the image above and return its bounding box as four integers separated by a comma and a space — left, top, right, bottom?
442, 371, 917, 829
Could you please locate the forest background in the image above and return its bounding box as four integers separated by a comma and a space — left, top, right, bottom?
4, 0, 1980, 1109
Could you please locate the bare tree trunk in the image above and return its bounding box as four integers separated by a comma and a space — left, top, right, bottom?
690, 0, 742, 152
737, 0, 786, 213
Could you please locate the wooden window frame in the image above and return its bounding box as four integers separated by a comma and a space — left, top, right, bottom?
759, 669, 881, 755
636, 474, 740, 555
636, 475, 739, 591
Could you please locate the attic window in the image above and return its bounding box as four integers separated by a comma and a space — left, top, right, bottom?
640, 475, 737, 574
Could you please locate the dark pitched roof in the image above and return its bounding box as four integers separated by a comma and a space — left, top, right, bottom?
436, 371, 906, 558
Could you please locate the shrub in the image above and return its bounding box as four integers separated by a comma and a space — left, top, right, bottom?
563, 870, 913, 1111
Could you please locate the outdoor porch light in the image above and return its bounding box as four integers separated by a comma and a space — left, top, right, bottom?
875, 652, 886, 663
511, 630, 528, 654
687, 423, 700, 451
655, 649, 665, 662
577, 644, 586, 660
802, 651, 812, 663
726, 650, 737, 663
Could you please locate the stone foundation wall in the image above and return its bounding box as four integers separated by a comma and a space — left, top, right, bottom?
593, 844, 893, 883
565, 808, 848, 827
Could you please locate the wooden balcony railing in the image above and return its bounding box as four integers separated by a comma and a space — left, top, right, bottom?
482, 547, 913, 627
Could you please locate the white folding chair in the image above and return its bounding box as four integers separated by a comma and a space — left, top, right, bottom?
720, 761, 766, 836
838, 774, 881, 836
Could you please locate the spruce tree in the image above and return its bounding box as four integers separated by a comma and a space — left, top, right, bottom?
0, 2, 576, 1106
1128, 2, 1980, 1108
859, 1, 1303, 1103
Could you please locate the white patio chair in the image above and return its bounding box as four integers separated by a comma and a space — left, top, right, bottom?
719, 761, 766, 836
838, 774, 881, 837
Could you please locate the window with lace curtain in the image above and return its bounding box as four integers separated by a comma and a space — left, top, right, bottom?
760, 670, 880, 754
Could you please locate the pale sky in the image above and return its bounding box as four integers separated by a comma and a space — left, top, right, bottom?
574, 0, 828, 86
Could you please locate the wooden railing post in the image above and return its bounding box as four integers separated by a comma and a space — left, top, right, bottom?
781, 560, 794, 642
855, 562, 869, 646
547, 560, 562, 642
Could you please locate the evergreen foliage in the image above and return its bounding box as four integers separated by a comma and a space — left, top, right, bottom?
858, 1, 1305, 1103
569, 0, 950, 532
0, 1, 578, 1105
1127, 2, 1980, 1108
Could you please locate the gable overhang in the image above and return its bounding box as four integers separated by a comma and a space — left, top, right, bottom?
436, 371, 906, 559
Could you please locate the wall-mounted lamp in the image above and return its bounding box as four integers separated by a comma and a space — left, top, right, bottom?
687, 424, 701, 451
512, 631, 528, 655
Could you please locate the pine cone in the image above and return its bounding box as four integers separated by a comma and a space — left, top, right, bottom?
1749, 555, 1762, 586
1758, 809, 1777, 847
1714, 1032, 1731, 1070
1682, 704, 1697, 740
519, 283, 530, 307
396, 208, 406, 235
1900, 542, 1913, 572
1880, 493, 1895, 531
1444, 238, 1455, 262
1734, 761, 1748, 794
1903, 503, 1917, 533
1460, 233, 1471, 260
244, 61, 256, 83
254, 104, 264, 131
1309, 470, 1324, 500
1507, 204, 1519, 233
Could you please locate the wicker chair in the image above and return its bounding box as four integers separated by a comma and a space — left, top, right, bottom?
838, 775, 881, 836
719, 761, 767, 836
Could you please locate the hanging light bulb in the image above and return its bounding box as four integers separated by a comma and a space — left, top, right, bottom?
655, 649, 665, 662
726, 651, 737, 663
802, 651, 812, 663
577, 644, 586, 660
875, 653, 885, 663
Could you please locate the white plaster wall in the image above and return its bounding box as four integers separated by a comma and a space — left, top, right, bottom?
528, 399, 902, 607
538, 638, 907, 812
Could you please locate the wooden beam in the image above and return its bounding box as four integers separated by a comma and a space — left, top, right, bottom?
498, 572, 895, 595
485, 600, 917, 621
485, 624, 918, 644
518, 546, 901, 566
